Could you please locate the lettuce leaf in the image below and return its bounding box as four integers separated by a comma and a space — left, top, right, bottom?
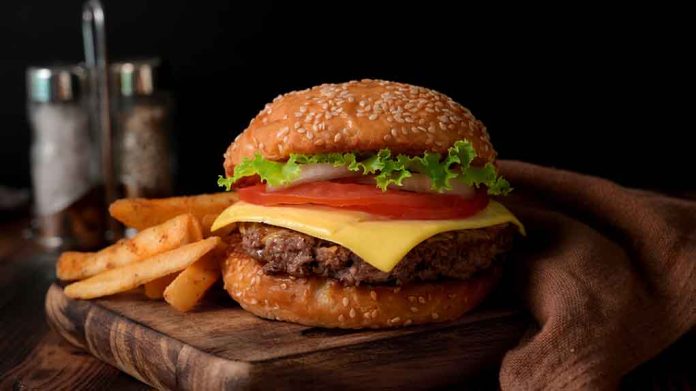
217, 154, 302, 190
218, 139, 511, 195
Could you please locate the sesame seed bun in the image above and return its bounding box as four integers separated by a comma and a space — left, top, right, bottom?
222, 245, 501, 329
224, 79, 496, 177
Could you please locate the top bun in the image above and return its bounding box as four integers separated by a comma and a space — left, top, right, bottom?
224, 79, 496, 176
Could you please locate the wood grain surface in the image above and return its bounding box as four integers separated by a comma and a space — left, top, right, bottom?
45, 282, 530, 390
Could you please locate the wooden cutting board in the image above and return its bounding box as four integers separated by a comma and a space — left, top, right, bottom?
45, 283, 529, 390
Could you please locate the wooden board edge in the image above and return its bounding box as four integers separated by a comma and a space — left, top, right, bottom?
251, 311, 529, 389
44, 283, 252, 390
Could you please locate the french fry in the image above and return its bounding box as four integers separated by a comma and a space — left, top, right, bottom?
54, 251, 92, 277
56, 214, 203, 281
109, 192, 239, 233
64, 237, 221, 299
144, 273, 178, 299
163, 243, 226, 312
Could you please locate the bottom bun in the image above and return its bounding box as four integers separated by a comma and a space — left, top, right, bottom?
222, 246, 501, 329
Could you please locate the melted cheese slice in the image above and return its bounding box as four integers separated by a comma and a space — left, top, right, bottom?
212, 201, 524, 273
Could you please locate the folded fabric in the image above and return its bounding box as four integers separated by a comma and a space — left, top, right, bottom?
496, 161, 695, 390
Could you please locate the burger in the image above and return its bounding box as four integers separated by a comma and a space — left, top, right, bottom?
212, 80, 524, 328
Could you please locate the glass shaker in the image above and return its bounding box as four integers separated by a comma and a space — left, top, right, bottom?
26, 66, 105, 250
111, 59, 173, 199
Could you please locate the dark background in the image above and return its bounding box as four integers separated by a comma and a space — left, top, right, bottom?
0, 1, 692, 194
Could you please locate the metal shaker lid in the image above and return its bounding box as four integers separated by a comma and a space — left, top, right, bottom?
110, 59, 160, 97
26, 66, 86, 103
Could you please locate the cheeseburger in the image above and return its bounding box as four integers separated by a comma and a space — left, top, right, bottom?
213, 80, 523, 328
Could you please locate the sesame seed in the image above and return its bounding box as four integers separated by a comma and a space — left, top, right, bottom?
383, 135, 392, 141
390, 128, 398, 137
393, 287, 401, 293
349, 308, 356, 318
342, 297, 349, 307
297, 127, 306, 133
408, 296, 416, 303
338, 314, 345, 322
418, 296, 426, 304
363, 311, 371, 319
334, 133, 342, 142
390, 317, 401, 324
306, 132, 314, 140
410, 307, 418, 312
250, 299, 258, 305
404, 320, 413, 326
277, 126, 289, 137
371, 309, 378, 318
280, 283, 287, 289
370, 291, 377, 300
432, 313, 439, 319
368, 113, 378, 121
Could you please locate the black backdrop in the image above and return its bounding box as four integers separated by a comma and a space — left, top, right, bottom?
0, 1, 692, 194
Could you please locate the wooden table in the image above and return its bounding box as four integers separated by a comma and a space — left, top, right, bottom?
0, 217, 693, 390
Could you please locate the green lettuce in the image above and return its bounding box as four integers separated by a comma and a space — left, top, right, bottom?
218, 139, 511, 195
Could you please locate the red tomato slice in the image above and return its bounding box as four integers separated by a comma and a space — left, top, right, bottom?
237, 182, 488, 220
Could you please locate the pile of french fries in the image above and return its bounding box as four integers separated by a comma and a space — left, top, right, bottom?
57, 192, 239, 312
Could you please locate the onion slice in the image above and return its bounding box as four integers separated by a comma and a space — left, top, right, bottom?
355, 174, 475, 198
265, 164, 359, 191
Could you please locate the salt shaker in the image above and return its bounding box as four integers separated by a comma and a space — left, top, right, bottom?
111, 59, 173, 199
27, 65, 105, 250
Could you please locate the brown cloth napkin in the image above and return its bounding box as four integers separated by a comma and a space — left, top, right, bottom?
496, 161, 696, 390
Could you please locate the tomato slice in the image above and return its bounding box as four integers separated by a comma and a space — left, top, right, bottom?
237, 182, 488, 220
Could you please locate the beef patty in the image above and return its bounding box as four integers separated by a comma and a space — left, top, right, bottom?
239, 222, 516, 286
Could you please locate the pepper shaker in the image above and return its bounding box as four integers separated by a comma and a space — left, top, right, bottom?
111, 59, 174, 199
